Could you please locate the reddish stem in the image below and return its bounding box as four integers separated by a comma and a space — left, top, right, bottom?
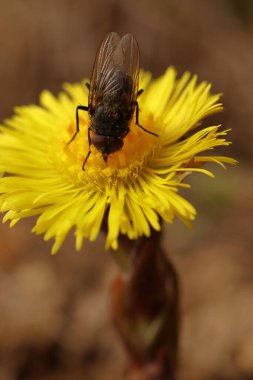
111, 231, 179, 380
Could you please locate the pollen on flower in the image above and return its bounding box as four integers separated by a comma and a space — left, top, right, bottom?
0, 68, 236, 253
63, 110, 160, 185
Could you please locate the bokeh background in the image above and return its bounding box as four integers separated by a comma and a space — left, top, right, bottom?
0, 0, 253, 379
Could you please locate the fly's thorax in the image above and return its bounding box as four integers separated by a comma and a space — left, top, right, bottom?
90, 94, 131, 138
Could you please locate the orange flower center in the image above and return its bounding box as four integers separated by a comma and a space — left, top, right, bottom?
62, 111, 160, 183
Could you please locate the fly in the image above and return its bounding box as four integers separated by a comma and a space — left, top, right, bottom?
68, 32, 158, 169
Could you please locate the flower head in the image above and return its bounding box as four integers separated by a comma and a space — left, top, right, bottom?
0, 68, 235, 253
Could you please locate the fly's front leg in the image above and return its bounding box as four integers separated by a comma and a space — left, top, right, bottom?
137, 89, 143, 97
135, 101, 158, 137
68, 105, 88, 145
82, 127, 92, 170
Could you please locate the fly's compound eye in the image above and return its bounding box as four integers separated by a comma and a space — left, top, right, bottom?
91, 134, 124, 154
91, 134, 107, 149
106, 137, 124, 153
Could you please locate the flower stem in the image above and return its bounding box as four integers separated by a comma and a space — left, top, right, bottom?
111, 230, 179, 379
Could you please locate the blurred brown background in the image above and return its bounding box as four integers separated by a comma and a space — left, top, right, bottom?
0, 0, 253, 379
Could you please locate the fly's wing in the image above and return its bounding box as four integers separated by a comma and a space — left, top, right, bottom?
88, 32, 121, 113
88, 33, 140, 115
118, 33, 140, 114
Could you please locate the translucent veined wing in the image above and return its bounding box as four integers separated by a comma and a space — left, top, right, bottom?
88, 32, 140, 114
119, 33, 140, 111
88, 32, 120, 112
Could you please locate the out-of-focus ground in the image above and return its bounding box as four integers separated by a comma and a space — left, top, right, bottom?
0, 0, 253, 379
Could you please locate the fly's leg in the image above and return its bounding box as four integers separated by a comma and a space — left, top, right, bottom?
137, 89, 143, 97
67, 105, 88, 145
82, 127, 91, 170
135, 100, 158, 137
85, 82, 90, 90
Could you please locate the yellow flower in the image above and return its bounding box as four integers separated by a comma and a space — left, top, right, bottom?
0, 68, 235, 253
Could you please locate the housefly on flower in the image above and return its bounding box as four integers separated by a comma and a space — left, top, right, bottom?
68, 32, 158, 169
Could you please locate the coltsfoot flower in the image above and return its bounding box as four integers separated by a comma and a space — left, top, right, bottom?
0, 68, 235, 253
